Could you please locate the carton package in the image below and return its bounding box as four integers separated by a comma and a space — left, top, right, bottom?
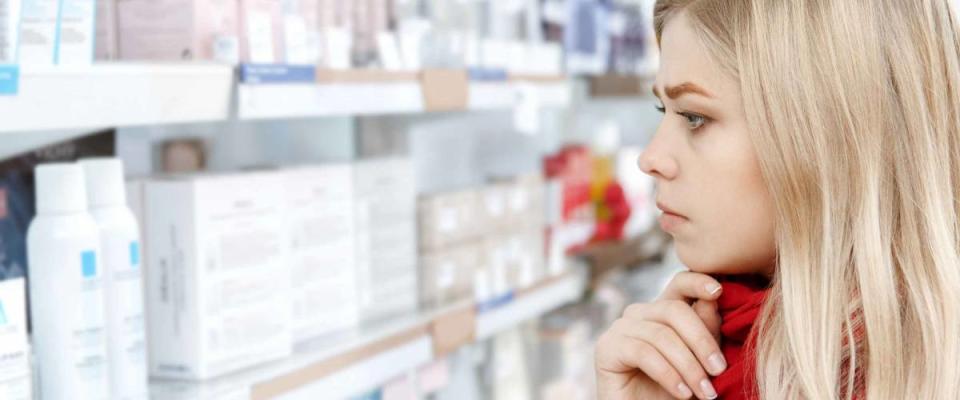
238, 0, 283, 63
282, 165, 358, 343
280, 0, 319, 64
0, 278, 32, 399
116, 0, 240, 62
94, 0, 117, 60
57, 0, 96, 64
417, 189, 482, 252
419, 243, 479, 308
144, 172, 291, 380
353, 158, 418, 323
18, 0, 58, 64
1, 0, 20, 63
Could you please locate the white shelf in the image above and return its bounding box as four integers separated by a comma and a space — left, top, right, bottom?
238, 79, 572, 121
0, 64, 234, 133
468, 81, 572, 110
150, 270, 585, 400
237, 81, 426, 120
476, 270, 585, 339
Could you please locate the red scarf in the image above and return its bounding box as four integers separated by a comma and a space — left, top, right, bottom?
711, 275, 770, 400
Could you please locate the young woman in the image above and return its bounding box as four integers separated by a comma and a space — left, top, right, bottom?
595, 0, 960, 399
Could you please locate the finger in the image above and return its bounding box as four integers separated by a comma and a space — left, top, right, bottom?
625, 302, 726, 376
596, 320, 694, 399
630, 321, 718, 400
659, 271, 723, 302
620, 337, 696, 399
692, 300, 721, 342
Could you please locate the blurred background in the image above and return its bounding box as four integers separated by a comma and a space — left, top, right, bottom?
0, 0, 687, 399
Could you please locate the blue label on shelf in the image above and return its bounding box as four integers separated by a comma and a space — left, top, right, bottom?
476, 291, 515, 313
0, 65, 19, 95
81, 251, 97, 278
239, 64, 317, 84
468, 67, 508, 82
130, 242, 140, 268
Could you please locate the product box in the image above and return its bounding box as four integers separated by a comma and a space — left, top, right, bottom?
144, 172, 291, 380
0, 278, 32, 400
57, 0, 96, 64
353, 158, 418, 323
238, 0, 283, 63
116, 0, 240, 62
316, 0, 351, 68
280, 0, 319, 64
481, 174, 546, 233
94, 0, 117, 60
417, 189, 482, 251
282, 165, 358, 343
419, 243, 479, 308
482, 226, 546, 294
1, 0, 21, 64
18, 0, 58, 65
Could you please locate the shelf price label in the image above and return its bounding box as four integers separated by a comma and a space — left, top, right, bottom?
0, 65, 18, 95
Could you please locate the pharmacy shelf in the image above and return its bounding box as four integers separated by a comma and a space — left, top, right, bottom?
476, 270, 586, 340
150, 270, 586, 400
0, 64, 234, 133
237, 76, 573, 120
237, 80, 426, 120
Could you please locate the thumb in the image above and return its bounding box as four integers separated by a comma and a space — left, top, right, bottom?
693, 299, 721, 342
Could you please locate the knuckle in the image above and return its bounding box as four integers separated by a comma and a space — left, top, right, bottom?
694, 335, 719, 354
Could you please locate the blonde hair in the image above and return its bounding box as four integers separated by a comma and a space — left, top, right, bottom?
654, 0, 960, 398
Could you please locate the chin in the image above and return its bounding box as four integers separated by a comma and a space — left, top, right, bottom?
676, 246, 751, 275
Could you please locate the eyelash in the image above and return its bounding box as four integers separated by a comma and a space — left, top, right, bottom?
655, 104, 708, 131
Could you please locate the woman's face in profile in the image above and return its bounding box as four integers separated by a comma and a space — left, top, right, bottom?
640, 11, 777, 275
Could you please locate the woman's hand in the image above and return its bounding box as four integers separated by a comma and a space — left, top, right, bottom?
595, 272, 727, 400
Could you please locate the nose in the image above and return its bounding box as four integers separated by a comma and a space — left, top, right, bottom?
638, 126, 679, 180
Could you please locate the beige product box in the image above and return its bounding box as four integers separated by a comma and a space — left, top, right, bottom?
480, 183, 510, 233
282, 165, 359, 343
503, 173, 547, 229
418, 189, 482, 251
144, 172, 291, 380
419, 243, 480, 308
94, 0, 117, 60
238, 0, 284, 63
354, 158, 419, 323
483, 227, 546, 292
116, 0, 240, 62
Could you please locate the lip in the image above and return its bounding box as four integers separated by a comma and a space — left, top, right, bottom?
656, 201, 688, 232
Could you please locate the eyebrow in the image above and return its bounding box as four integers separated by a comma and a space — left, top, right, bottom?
652, 82, 715, 99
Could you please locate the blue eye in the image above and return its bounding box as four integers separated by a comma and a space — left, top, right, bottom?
678, 112, 706, 130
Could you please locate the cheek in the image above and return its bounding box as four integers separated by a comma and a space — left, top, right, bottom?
678, 142, 777, 274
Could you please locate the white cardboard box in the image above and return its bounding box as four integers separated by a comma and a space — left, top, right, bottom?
0, 278, 32, 400
144, 172, 291, 380
353, 158, 418, 323
417, 189, 482, 251
282, 165, 358, 343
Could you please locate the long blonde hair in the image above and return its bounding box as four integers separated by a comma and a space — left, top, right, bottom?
654, 1, 960, 398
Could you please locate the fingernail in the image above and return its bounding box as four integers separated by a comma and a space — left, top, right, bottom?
705, 283, 722, 295
677, 383, 693, 398
708, 353, 727, 375
700, 379, 718, 399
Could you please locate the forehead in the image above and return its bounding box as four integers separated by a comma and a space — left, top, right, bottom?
656, 12, 730, 95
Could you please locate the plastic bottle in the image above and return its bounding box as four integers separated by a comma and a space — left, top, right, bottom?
27, 163, 108, 399
80, 158, 146, 400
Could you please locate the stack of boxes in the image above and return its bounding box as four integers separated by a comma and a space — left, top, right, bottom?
143, 172, 292, 380
282, 165, 358, 343
417, 188, 483, 308
132, 158, 419, 380
418, 173, 547, 309
353, 158, 419, 323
